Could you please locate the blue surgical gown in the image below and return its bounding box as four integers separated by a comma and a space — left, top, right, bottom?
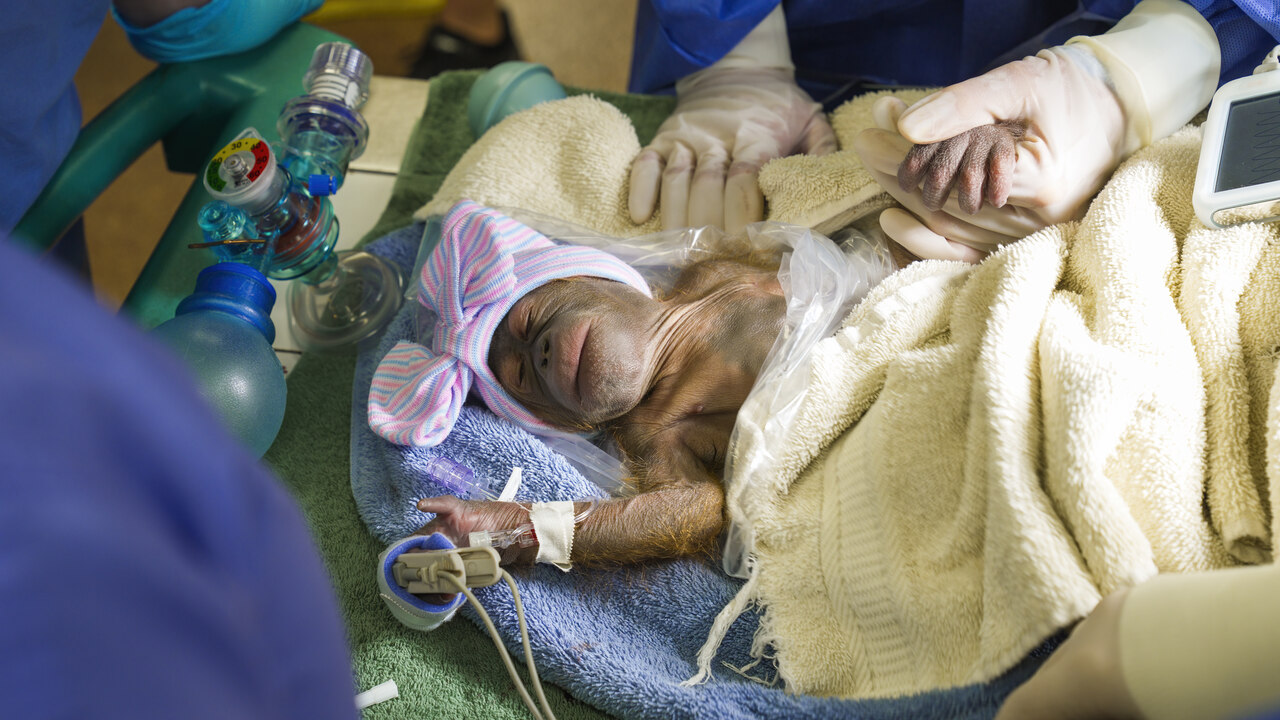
630, 0, 1280, 106
0, 238, 357, 719
0, 0, 109, 238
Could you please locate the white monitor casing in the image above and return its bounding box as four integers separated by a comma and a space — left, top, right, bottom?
1193, 68, 1280, 229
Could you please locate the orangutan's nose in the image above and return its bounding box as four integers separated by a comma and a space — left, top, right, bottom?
532, 329, 552, 379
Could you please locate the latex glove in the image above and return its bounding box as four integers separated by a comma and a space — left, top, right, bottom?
112, 0, 324, 63
996, 589, 1144, 720
853, 0, 1219, 262
854, 45, 1129, 261
629, 65, 837, 234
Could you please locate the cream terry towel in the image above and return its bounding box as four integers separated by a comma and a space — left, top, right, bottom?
1182, 219, 1280, 562
415, 95, 663, 238
414, 91, 907, 236
702, 125, 1280, 699
759, 88, 931, 233
413, 86, 1280, 698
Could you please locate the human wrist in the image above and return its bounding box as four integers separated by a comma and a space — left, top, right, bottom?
675, 64, 798, 99
1091, 588, 1145, 718
112, 0, 211, 28
707, 4, 792, 72
1066, 0, 1219, 151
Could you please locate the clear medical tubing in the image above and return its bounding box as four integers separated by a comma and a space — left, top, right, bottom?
197, 201, 265, 271
151, 263, 287, 458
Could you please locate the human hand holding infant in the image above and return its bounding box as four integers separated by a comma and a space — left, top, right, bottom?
853, 45, 1129, 262
854, 0, 1221, 262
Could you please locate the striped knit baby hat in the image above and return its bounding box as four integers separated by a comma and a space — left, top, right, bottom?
368, 200, 652, 446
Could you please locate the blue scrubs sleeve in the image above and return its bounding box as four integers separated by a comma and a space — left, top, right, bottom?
630, 0, 1280, 99
629, 0, 779, 94
1203, 0, 1280, 82
0, 0, 107, 236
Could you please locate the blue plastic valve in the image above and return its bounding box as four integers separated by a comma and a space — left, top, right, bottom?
307, 174, 338, 197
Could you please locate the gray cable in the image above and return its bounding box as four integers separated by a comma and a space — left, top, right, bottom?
441, 572, 545, 720
503, 571, 557, 720
441, 570, 558, 720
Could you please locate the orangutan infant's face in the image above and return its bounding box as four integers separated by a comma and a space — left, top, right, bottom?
488, 277, 654, 429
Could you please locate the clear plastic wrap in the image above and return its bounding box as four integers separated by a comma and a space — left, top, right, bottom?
406, 209, 897, 522
719, 216, 897, 577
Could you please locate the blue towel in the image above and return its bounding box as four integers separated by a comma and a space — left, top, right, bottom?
351, 224, 1051, 720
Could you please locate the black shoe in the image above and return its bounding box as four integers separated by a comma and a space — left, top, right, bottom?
409, 11, 520, 79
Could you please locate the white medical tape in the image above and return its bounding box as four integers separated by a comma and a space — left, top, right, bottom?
497, 467, 523, 502
530, 501, 575, 571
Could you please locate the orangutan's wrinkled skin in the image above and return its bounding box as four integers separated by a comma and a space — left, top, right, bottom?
897, 121, 1024, 215
416, 257, 787, 567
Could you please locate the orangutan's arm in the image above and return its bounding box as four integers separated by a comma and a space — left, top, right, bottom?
416, 432, 724, 567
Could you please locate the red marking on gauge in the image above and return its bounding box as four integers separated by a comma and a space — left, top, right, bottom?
247, 141, 271, 181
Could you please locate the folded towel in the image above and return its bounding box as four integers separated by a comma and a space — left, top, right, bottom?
1181, 218, 1280, 562
414, 89, 918, 239
352, 227, 1053, 720
710, 124, 1280, 699
416, 95, 664, 238
759, 88, 931, 233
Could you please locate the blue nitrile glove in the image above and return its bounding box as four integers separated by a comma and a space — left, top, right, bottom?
112, 0, 325, 63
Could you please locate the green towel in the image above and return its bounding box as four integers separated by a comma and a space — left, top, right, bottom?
264, 71, 673, 719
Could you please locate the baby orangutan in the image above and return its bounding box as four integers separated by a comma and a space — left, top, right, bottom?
418, 256, 787, 567
389, 196, 941, 568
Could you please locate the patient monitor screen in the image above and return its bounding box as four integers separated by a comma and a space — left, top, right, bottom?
1216, 90, 1280, 192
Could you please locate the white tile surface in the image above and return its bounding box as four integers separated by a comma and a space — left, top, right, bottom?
351, 76, 432, 175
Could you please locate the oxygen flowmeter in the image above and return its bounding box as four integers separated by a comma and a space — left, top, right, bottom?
195, 42, 401, 350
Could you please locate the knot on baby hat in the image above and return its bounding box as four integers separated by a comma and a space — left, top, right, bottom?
368, 200, 652, 446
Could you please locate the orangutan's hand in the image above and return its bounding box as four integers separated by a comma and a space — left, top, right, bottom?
415, 496, 539, 565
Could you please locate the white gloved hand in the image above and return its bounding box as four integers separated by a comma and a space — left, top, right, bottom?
853, 0, 1219, 262
995, 589, 1143, 720
853, 46, 1125, 261
629, 65, 836, 234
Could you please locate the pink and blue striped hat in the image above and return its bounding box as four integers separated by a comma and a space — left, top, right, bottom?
368, 200, 652, 446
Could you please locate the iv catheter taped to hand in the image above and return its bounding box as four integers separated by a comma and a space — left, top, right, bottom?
112, 0, 324, 64
470, 498, 600, 567
529, 501, 576, 571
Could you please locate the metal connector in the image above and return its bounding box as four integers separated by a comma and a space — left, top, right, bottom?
391, 546, 502, 594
